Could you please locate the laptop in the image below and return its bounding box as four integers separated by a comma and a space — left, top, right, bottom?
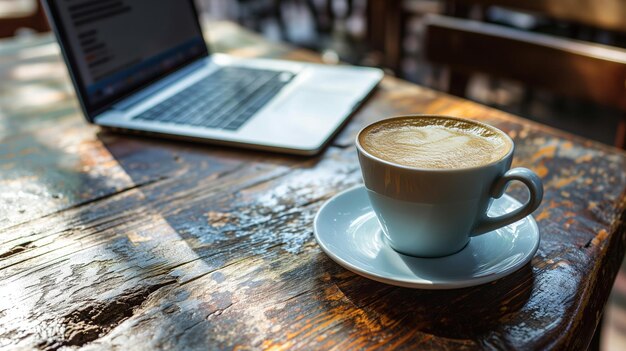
43, 0, 383, 155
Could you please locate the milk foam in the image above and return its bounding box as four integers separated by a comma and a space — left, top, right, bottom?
360, 117, 511, 169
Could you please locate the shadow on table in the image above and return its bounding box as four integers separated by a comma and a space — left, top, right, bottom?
96, 128, 324, 166
330, 263, 535, 342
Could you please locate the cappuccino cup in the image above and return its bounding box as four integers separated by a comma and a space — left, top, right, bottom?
356, 115, 543, 257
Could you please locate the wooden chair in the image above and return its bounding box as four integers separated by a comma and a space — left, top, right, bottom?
445, 0, 626, 33
235, 0, 355, 48
423, 14, 626, 148
0, 0, 49, 38
235, 0, 287, 39
366, 0, 443, 75
308, 0, 355, 35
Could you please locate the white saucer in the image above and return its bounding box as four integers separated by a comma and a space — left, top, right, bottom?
314, 186, 540, 289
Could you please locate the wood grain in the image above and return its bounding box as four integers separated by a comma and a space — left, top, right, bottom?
1, 21, 625, 350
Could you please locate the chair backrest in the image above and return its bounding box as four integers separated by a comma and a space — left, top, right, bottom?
447, 0, 626, 33
0, 0, 49, 38
423, 14, 626, 112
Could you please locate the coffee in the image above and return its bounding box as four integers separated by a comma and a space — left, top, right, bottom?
359, 116, 511, 169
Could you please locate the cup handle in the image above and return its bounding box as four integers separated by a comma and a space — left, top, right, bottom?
471, 167, 544, 236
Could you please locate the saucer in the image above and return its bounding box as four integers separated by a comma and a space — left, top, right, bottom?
314, 186, 540, 289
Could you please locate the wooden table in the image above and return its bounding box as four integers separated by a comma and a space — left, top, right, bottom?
1, 21, 626, 350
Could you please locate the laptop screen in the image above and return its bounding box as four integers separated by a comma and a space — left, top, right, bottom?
47, 0, 208, 117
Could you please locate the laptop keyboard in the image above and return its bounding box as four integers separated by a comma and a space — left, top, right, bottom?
133, 67, 294, 131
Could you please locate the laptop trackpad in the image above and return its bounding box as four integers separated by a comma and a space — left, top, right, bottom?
271, 88, 354, 120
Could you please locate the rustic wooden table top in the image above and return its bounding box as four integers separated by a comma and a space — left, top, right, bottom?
1, 21, 626, 351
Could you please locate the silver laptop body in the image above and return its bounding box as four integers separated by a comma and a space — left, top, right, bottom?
44, 0, 383, 155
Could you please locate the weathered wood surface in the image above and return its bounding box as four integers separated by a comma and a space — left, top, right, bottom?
1, 21, 626, 350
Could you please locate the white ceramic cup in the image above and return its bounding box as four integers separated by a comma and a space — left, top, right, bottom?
356, 115, 543, 257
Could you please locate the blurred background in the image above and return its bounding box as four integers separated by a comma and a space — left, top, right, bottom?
1, 0, 625, 349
